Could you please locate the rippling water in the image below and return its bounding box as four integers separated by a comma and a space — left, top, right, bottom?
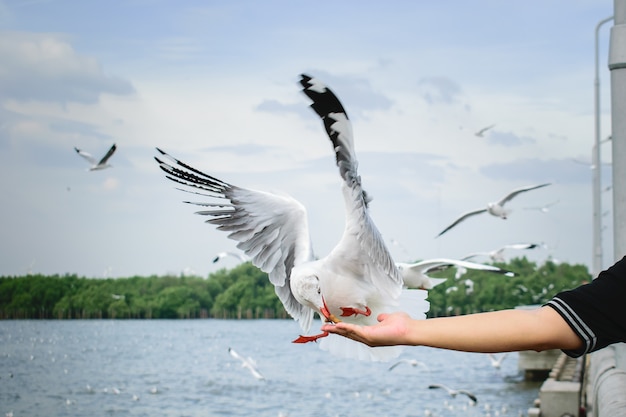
0, 320, 541, 417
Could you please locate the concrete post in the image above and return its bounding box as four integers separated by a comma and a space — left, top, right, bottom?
594, 16, 614, 277
610, 0, 626, 261
609, 0, 626, 391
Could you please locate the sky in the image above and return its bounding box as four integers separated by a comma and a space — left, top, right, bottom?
0, 0, 618, 279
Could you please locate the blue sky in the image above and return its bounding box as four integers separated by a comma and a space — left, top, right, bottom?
0, 0, 616, 278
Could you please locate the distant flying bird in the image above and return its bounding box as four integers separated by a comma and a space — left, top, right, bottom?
487, 353, 508, 369
396, 258, 514, 290
74, 143, 117, 171
212, 251, 248, 264
154, 74, 429, 362
462, 243, 543, 263
524, 200, 559, 213
428, 384, 477, 403
474, 124, 495, 137
228, 347, 265, 380
388, 358, 430, 372
436, 183, 551, 237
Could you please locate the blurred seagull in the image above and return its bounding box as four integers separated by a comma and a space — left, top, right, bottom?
396, 258, 514, 290
524, 200, 559, 213
474, 124, 495, 137
428, 384, 477, 403
212, 251, 248, 264
487, 353, 508, 369
388, 358, 430, 372
228, 347, 265, 380
154, 74, 428, 362
436, 183, 551, 237
74, 143, 117, 171
462, 243, 543, 263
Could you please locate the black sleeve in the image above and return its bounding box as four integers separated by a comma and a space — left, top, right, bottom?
544, 256, 626, 358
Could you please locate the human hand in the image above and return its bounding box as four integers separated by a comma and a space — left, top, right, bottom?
320, 311, 414, 347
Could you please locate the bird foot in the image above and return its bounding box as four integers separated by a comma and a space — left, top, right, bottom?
339, 306, 371, 317
292, 331, 329, 344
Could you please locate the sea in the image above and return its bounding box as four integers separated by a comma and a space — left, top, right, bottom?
0, 319, 542, 417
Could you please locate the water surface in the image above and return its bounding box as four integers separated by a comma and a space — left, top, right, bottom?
0, 320, 540, 416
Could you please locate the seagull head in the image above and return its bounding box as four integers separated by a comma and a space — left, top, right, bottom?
291, 265, 340, 324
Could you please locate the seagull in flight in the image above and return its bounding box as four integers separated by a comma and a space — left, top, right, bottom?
154, 74, 428, 362
524, 199, 560, 213
474, 124, 495, 137
436, 183, 551, 237
388, 358, 430, 372
228, 347, 265, 380
428, 384, 477, 403
462, 242, 543, 263
487, 353, 508, 369
212, 251, 248, 264
74, 143, 117, 171
396, 258, 514, 290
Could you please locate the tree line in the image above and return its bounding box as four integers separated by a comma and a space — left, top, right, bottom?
0, 257, 591, 320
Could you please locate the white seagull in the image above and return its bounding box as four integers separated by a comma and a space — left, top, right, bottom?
212, 251, 248, 264
487, 353, 508, 369
462, 243, 543, 263
74, 143, 117, 171
154, 74, 428, 362
428, 384, 477, 403
396, 258, 514, 290
228, 347, 265, 380
524, 199, 560, 213
388, 358, 430, 372
436, 183, 551, 237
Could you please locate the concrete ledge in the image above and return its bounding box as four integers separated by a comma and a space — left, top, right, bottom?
527, 352, 584, 417
539, 379, 581, 417
519, 349, 561, 381
588, 345, 626, 417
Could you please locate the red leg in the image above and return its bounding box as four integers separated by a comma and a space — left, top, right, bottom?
292, 331, 329, 343
339, 306, 372, 317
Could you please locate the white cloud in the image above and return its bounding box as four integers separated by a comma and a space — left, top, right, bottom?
0, 32, 134, 103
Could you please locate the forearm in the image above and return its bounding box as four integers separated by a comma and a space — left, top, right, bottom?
404, 307, 582, 353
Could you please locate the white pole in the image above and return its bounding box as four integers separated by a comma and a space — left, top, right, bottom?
593, 16, 613, 277
609, 0, 626, 262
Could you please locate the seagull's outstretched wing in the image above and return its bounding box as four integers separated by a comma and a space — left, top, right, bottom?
457, 389, 478, 403
74, 147, 97, 165
496, 183, 551, 206
299, 74, 402, 298
419, 258, 513, 277
98, 143, 117, 165
503, 242, 540, 251
154, 148, 316, 333
436, 208, 488, 238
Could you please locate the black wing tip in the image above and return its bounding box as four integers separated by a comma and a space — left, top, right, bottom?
299, 73, 312, 84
